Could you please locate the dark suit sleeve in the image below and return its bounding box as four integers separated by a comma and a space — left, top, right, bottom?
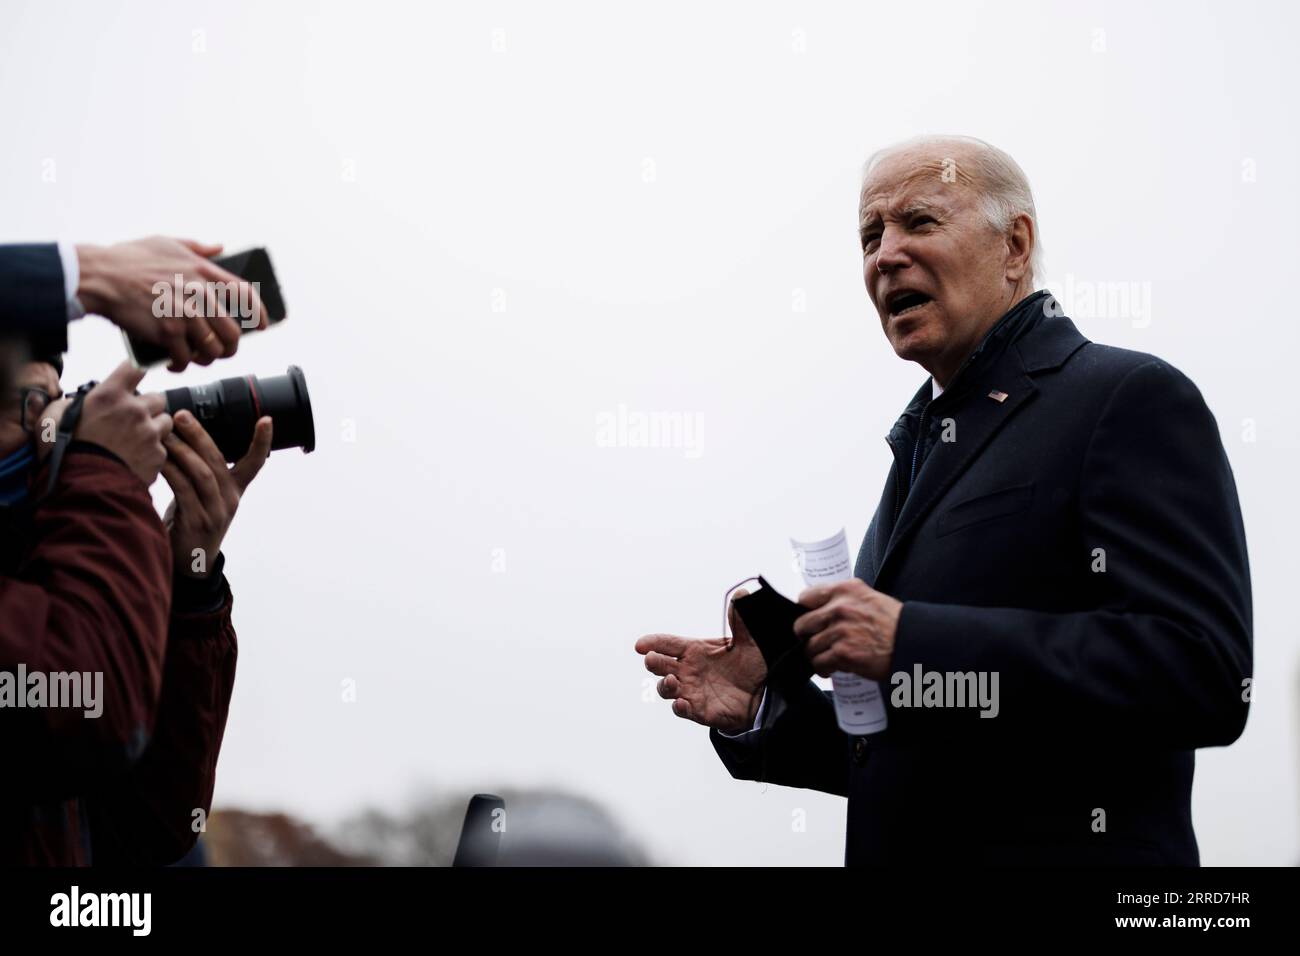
891, 359, 1252, 748
0, 244, 71, 349
87, 567, 239, 865
711, 675, 851, 798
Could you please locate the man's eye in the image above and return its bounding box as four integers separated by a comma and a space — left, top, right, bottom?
862, 234, 880, 249
912, 216, 936, 227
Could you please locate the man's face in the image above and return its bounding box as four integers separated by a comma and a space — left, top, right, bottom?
0, 361, 61, 458
859, 147, 1018, 381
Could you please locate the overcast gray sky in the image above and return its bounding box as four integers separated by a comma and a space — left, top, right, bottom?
2, 0, 1295, 865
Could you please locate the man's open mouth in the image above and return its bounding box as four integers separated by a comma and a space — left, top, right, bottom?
886, 290, 933, 318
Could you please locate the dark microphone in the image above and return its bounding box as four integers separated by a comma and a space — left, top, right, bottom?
452, 794, 505, 867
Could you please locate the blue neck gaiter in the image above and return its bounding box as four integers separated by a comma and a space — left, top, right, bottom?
0, 443, 36, 507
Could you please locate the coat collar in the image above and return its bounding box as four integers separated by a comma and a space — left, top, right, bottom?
1014, 294, 1091, 374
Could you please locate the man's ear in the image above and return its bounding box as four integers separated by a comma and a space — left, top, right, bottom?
1004, 212, 1035, 283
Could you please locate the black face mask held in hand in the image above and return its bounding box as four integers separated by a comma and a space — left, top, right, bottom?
730, 576, 815, 693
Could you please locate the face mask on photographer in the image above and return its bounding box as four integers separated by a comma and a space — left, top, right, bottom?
0, 359, 62, 507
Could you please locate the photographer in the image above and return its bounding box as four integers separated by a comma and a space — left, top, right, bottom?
0, 237, 267, 372
0, 354, 272, 865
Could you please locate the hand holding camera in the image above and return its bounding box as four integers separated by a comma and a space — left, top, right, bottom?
162, 410, 273, 579
38, 361, 173, 487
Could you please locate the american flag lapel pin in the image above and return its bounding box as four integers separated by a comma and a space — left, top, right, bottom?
988, 389, 1009, 403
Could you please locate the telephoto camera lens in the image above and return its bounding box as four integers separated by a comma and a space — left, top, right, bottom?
163, 365, 316, 462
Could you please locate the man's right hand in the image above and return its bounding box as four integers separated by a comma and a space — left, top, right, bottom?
38, 362, 173, 487
75, 237, 267, 372
636, 591, 767, 734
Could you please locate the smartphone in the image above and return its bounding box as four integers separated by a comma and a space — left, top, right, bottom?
124, 247, 288, 368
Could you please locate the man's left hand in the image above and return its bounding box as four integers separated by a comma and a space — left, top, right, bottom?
161, 410, 273, 578
793, 579, 903, 681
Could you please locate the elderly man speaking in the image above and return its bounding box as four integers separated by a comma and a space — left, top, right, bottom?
636, 135, 1252, 866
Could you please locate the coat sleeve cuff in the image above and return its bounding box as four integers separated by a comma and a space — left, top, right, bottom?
0, 243, 70, 348
171, 552, 229, 617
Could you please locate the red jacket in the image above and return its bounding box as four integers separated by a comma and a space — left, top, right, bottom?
0, 446, 237, 865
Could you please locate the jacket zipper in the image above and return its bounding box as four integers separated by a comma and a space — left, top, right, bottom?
909, 405, 929, 487
894, 403, 929, 526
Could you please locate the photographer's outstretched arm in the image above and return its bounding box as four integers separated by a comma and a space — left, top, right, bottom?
2, 238, 265, 373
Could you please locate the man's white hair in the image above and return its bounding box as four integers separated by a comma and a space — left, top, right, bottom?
863, 135, 1044, 286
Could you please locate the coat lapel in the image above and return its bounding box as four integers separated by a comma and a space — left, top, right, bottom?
873, 310, 1090, 589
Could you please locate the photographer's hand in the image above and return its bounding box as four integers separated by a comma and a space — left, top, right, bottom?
161, 411, 272, 578
75, 237, 269, 373
38, 361, 174, 487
